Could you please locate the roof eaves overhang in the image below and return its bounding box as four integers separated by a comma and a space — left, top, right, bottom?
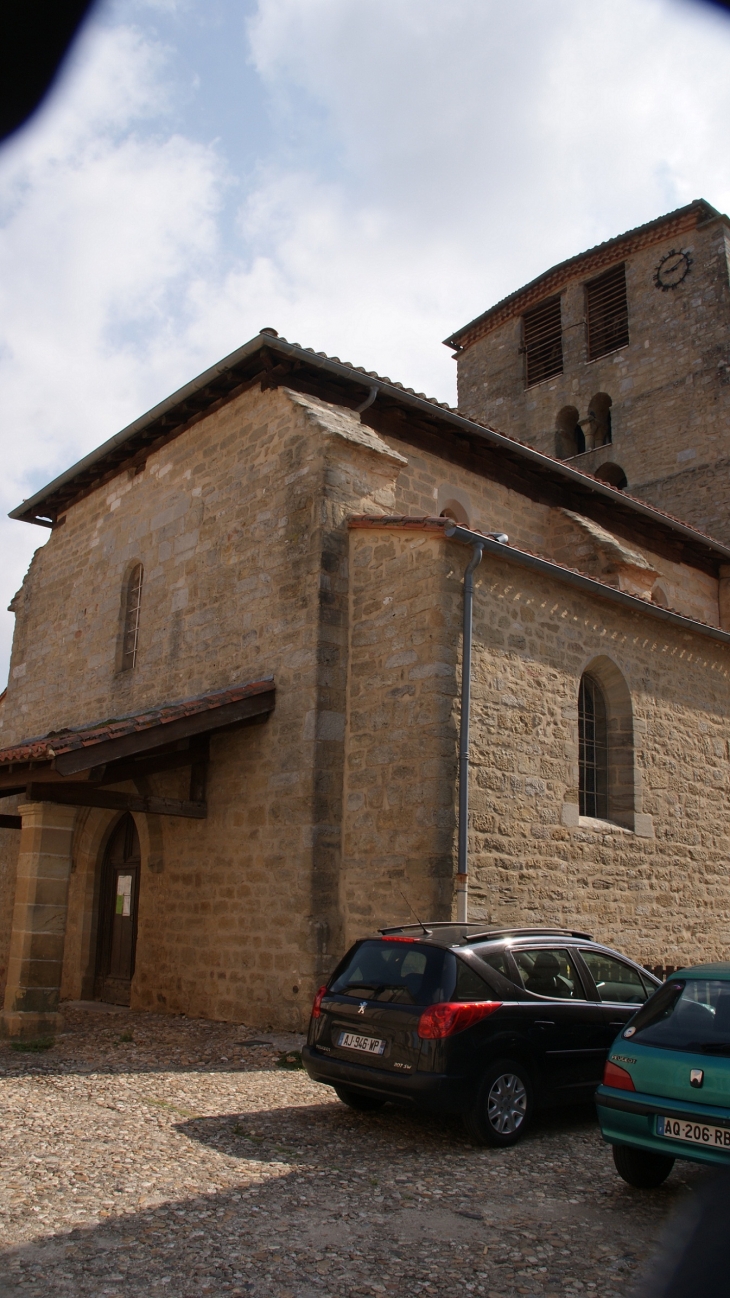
9, 333, 275, 527
10, 332, 730, 575
0, 676, 275, 777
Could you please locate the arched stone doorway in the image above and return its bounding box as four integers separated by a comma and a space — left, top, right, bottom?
95, 813, 141, 1005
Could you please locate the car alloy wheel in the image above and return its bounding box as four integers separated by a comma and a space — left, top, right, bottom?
464, 1059, 534, 1147
487, 1072, 527, 1135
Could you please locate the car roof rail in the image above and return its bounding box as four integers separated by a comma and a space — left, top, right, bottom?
378, 922, 594, 942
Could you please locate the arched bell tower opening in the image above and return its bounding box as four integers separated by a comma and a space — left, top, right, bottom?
95, 813, 141, 1006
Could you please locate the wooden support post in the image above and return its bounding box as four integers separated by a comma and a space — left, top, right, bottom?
1, 801, 76, 1040
189, 735, 209, 804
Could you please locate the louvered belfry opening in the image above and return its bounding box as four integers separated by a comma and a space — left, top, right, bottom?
586, 263, 629, 361
522, 295, 563, 387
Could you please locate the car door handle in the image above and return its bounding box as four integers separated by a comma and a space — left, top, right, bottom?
534, 1020, 555, 1027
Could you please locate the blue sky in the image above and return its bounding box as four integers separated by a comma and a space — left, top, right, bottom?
2, 0, 730, 687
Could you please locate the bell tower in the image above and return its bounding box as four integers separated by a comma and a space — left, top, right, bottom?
445, 200, 730, 544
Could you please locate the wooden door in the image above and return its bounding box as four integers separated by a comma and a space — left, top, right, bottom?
96, 814, 140, 1006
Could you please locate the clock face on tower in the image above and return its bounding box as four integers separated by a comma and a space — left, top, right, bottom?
654, 248, 692, 291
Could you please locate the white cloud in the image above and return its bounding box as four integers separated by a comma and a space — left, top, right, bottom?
2, 0, 730, 692
0, 19, 226, 680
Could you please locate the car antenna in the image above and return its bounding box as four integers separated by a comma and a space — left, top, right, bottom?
399, 890, 430, 936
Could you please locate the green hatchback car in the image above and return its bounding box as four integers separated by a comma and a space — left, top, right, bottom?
596, 964, 730, 1188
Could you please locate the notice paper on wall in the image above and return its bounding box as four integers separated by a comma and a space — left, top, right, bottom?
115, 874, 133, 917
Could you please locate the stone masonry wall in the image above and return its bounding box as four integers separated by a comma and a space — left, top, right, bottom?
340, 526, 461, 948
466, 545, 730, 968
455, 217, 730, 542
346, 522, 730, 972
2, 385, 405, 1029
4, 378, 729, 1025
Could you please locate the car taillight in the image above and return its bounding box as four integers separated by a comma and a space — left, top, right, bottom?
311, 985, 328, 1019
603, 1060, 635, 1091
417, 1001, 501, 1039
381, 936, 417, 942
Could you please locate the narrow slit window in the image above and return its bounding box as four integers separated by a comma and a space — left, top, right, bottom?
578, 673, 608, 819
523, 296, 563, 387
122, 564, 143, 671
586, 263, 629, 361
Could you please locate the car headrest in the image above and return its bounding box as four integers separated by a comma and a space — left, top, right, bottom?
531, 951, 561, 973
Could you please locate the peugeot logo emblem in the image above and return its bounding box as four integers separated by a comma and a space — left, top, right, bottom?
358, 1001, 367, 1015
690, 1068, 704, 1088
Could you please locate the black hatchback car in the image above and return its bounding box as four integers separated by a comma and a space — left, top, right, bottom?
302, 924, 661, 1145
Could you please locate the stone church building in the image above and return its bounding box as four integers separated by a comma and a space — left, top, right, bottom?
1, 198, 730, 1036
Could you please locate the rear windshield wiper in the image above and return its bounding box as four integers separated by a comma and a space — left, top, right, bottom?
694, 1041, 730, 1054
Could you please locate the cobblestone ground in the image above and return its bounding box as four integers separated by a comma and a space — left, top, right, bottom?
0, 1006, 705, 1298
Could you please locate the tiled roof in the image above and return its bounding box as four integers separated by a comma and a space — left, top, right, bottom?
443, 199, 728, 351
10, 330, 730, 571
0, 677, 274, 767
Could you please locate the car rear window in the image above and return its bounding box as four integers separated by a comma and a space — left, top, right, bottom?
329, 941, 449, 1006
627, 979, 730, 1054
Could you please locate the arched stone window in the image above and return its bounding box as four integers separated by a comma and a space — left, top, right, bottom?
439, 500, 469, 526
121, 564, 143, 671
579, 674, 608, 818
587, 392, 612, 447
555, 405, 584, 459
577, 658, 635, 827
594, 462, 627, 490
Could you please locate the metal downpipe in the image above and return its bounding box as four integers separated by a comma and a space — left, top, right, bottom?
456, 542, 485, 923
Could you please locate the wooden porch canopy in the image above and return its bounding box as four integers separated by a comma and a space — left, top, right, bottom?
0, 676, 275, 827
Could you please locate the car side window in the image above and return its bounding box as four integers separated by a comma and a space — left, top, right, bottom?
455, 960, 494, 1000
579, 950, 649, 1005
513, 948, 586, 999
473, 948, 514, 982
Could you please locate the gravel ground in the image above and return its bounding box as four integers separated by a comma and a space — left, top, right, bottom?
0, 1005, 706, 1298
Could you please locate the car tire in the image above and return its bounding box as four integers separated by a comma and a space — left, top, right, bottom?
334, 1085, 387, 1112
612, 1144, 674, 1189
463, 1059, 534, 1147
